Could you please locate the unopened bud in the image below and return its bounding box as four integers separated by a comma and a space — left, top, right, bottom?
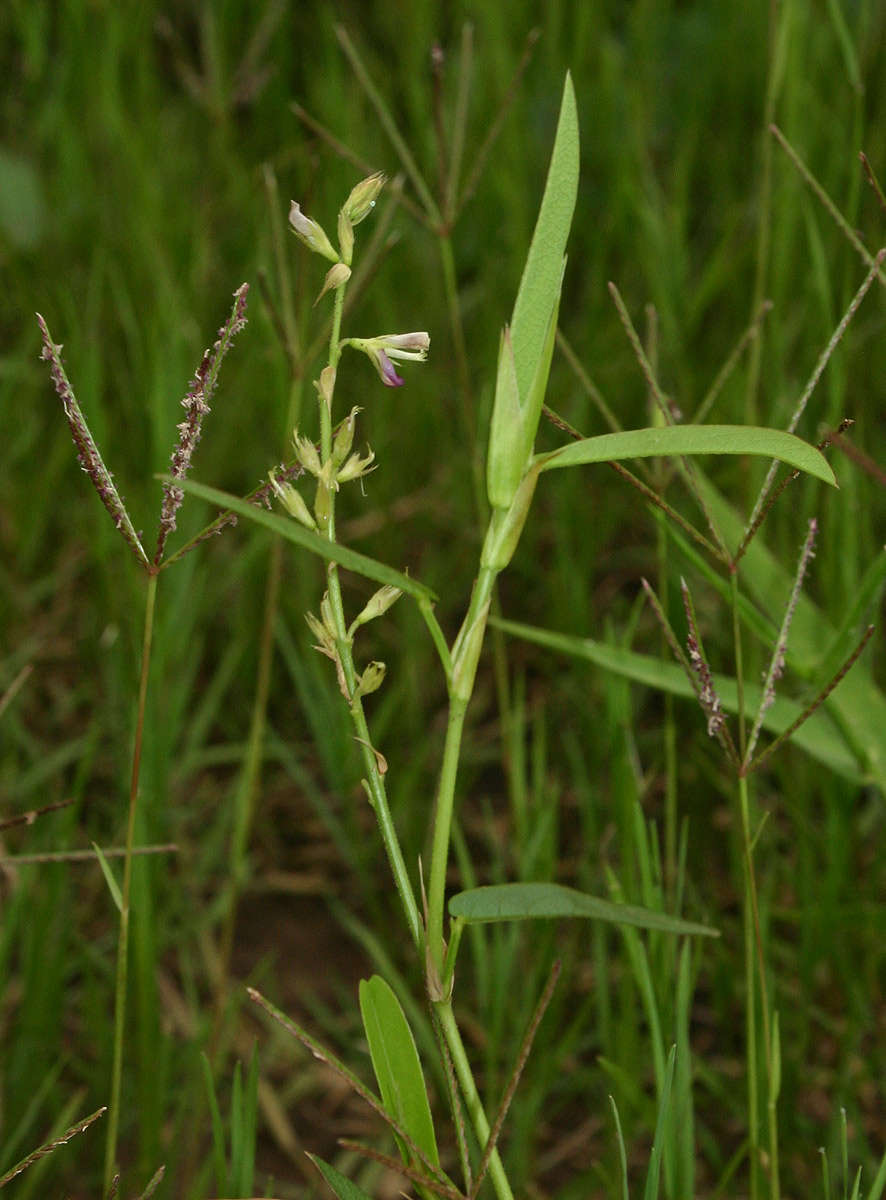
343, 172, 386, 226
292, 430, 322, 476
315, 262, 351, 306
288, 202, 340, 264
314, 478, 332, 531
314, 365, 336, 413
349, 585, 402, 637
305, 610, 337, 659
337, 447, 376, 483
337, 209, 354, 265
332, 407, 360, 468
357, 660, 386, 697
270, 472, 317, 531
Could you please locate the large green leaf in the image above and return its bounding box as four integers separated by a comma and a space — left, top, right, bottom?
449, 883, 718, 937
491, 616, 862, 781
164, 476, 435, 601
535, 425, 836, 486
358, 975, 439, 1170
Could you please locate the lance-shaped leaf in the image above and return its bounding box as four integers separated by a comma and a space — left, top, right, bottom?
535, 424, 836, 486
162, 476, 436, 601
449, 883, 718, 937
307, 1155, 374, 1200
358, 975, 440, 1171
486, 73, 579, 510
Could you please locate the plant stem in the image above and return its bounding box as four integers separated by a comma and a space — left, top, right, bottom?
427, 564, 497, 966
320, 282, 422, 949
434, 1000, 515, 1200
104, 570, 158, 1197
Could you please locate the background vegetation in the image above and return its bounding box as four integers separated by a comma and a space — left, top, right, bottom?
1, 1, 884, 1197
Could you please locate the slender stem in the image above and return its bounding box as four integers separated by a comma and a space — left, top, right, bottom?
427, 697, 469, 963
320, 281, 423, 948
434, 1001, 515, 1200
104, 570, 158, 1198
739, 775, 760, 1200
427, 564, 497, 966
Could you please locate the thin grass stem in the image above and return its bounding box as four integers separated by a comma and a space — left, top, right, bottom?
103, 570, 158, 1197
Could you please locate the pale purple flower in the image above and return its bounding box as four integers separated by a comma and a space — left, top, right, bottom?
349, 332, 430, 388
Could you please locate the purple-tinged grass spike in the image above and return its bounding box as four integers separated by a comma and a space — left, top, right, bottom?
680, 579, 727, 740
154, 283, 249, 564
641, 578, 740, 767
744, 519, 818, 766
746, 250, 885, 533
749, 624, 875, 776
37, 314, 149, 567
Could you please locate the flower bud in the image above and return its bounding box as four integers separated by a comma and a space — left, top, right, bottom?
357, 660, 386, 697
305, 610, 337, 659
314, 262, 351, 306
269, 472, 318, 531
314, 478, 332, 531
314, 365, 336, 414
343, 172, 386, 225
337, 209, 355, 265
292, 429, 322, 476
289, 202, 340, 264
336, 447, 375, 483
349, 585, 402, 637
332, 407, 360, 468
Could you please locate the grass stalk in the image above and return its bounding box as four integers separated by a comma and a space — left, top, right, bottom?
103, 570, 158, 1197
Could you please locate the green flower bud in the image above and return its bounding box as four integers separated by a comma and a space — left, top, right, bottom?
343, 172, 386, 225
336, 447, 375, 484
269, 472, 318, 531
314, 365, 336, 414
357, 660, 386, 697
315, 262, 351, 307
288, 202, 340, 264
349, 584, 402, 637
292, 430, 322, 477
332, 407, 360, 468
337, 209, 355, 265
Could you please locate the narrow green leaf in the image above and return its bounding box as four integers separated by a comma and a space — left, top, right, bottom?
307, 1154, 374, 1200
643, 1045, 677, 1200
608, 1096, 630, 1200
510, 72, 579, 405
199, 1053, 227, 1195
91, 842, 123, 913
491, 615, 862, 780
867, 1145, 886, 1200
358, 976, 440, 1170
163, 476, 435, 601
535, 425, 836, 486
448, 883, 718, 937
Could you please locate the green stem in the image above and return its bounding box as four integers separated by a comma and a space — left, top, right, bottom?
434, 1000, 515, 1200
427, 565, 497, 966
103, 570, 158, 1198
739, 775, 760, 1200
320, 281, 422, 948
